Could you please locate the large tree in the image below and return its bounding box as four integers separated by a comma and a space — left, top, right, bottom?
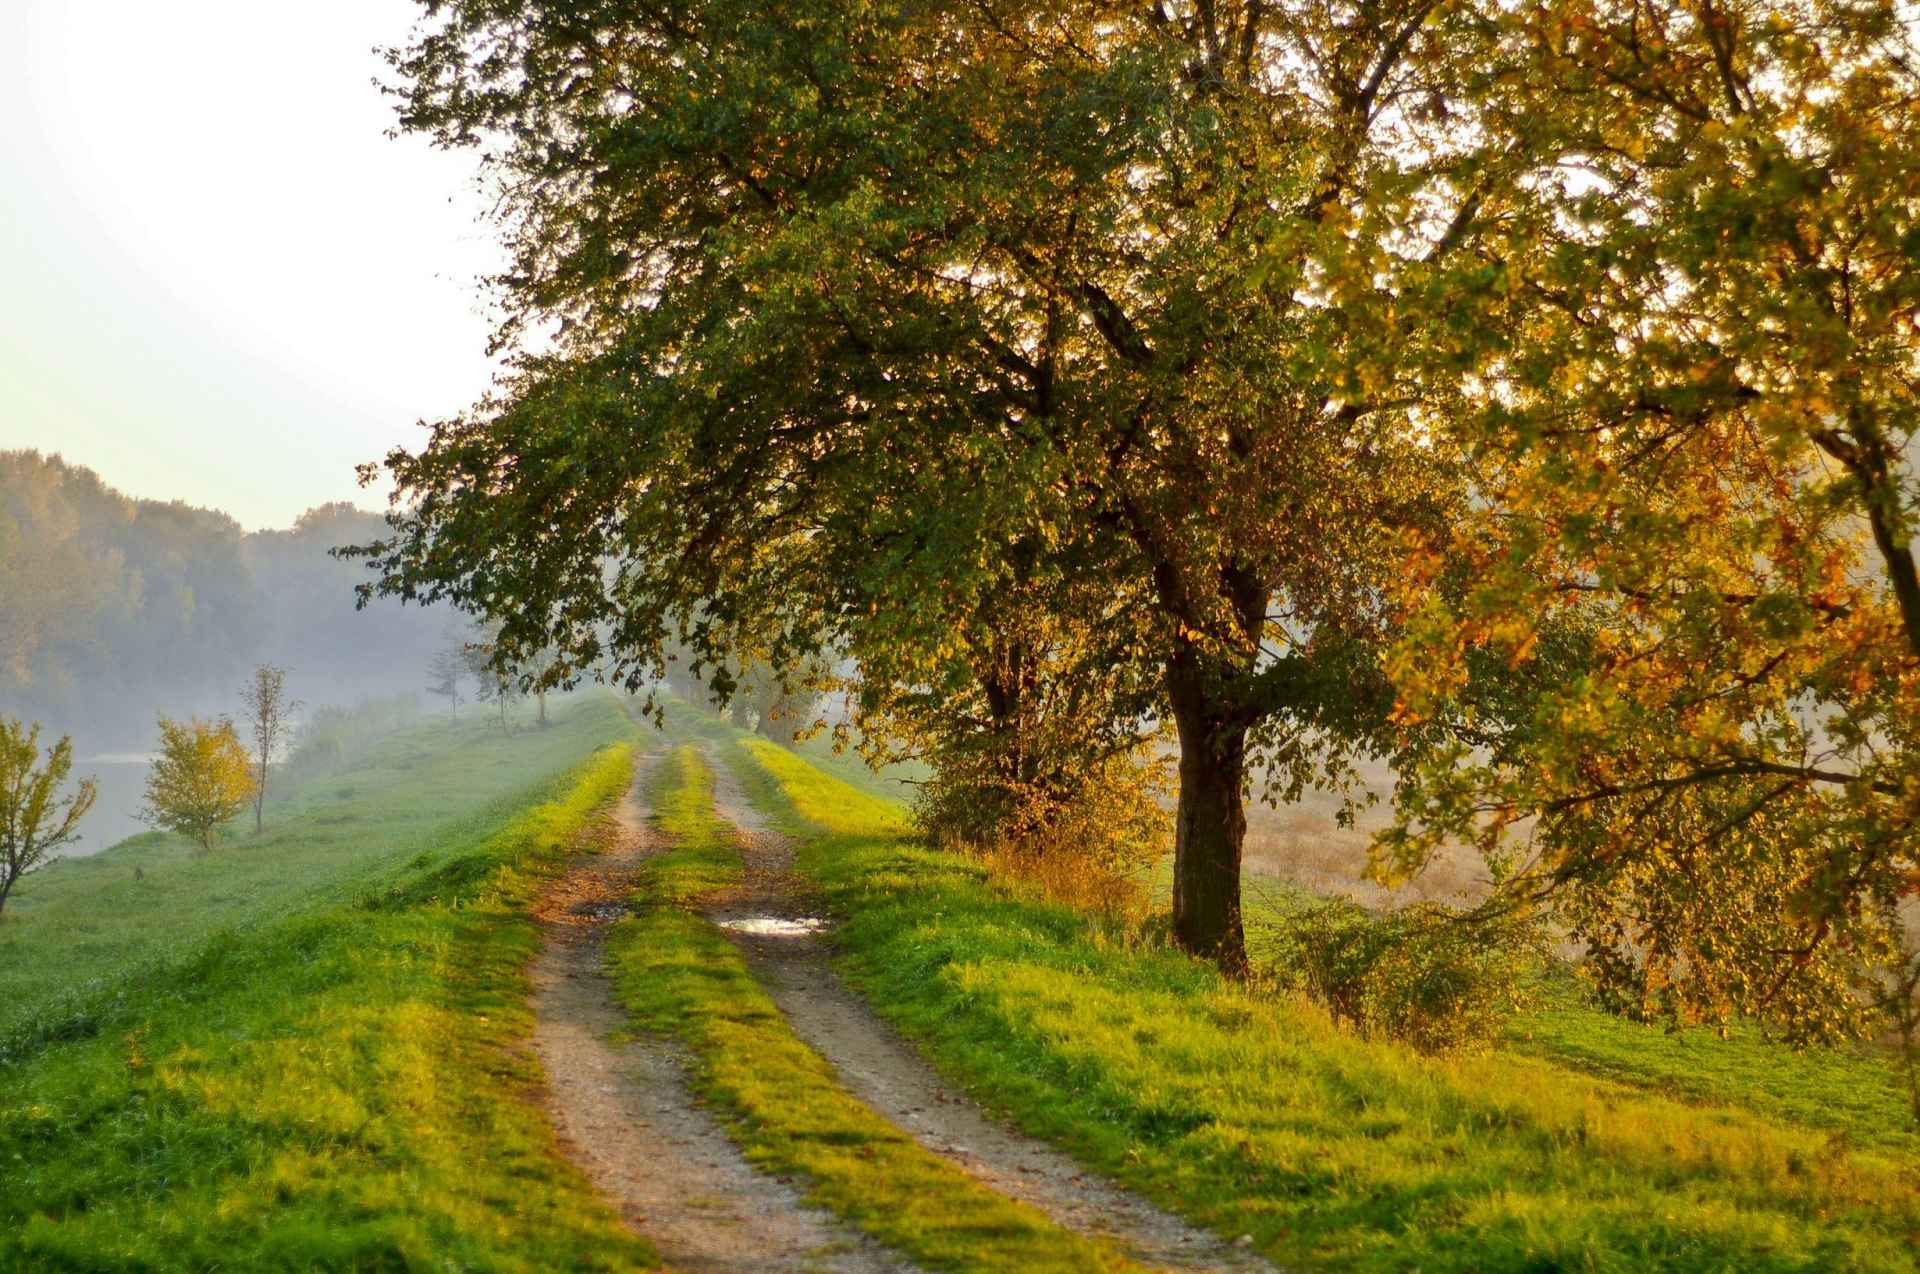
360, 0, 1517, 969
1381, 0, 1920, 1042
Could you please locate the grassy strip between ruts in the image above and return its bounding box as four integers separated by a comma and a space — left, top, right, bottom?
723, 732, 1920, 1274
606, 742, 1140, 1273
0, 738, 657, 1272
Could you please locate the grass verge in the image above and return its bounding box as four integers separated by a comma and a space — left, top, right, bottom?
0, 736, 657, 1271
729, 732, 1920, 1274
606, 743, 1138, 1273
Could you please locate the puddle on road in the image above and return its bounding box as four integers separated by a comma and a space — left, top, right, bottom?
716, 915, 830, 937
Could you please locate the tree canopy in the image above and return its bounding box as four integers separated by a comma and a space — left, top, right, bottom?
359, 0, 1523, 969
0, 717, 97, 918
357, 0, 1920, 1020
139, 716, 257, 855
1381, 0, 1920, 1040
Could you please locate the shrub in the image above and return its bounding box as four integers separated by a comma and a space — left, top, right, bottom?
1259, 897, 1539, 1054
916, 746, 1171, 876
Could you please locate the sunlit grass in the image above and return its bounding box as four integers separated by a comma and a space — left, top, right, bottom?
731, 731, 1920, 1274
0, 723, 658, 1270
607, 744, 1138, 1273
1240, 871, 1920, 1160
1, 696, 625, 1043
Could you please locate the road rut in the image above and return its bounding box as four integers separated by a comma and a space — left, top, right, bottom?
704, 744, 1271, 1274
528, 751, 913, 1274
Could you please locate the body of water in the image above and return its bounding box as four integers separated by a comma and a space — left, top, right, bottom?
61, 758, 152, 857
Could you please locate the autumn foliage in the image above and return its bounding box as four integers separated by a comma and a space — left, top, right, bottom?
0, 717, 96, 919
140, 716, 257, 855
351, 0, 1920, 1061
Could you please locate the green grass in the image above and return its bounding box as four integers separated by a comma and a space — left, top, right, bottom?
652, 693, 927, 803
1240, 876, 1920, 1160
1510, 975, 1920, 1159
784, 725, 929, 806
1, 695, 628, 1042
606, 744, 1139, 1273
0, 732, 658, 1271
725, 731, 1920, 1274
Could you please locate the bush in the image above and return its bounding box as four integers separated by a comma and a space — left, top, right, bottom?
916, 746, 1170, 876
1259, 897, 1539, 1054
914, 749, 1171, 929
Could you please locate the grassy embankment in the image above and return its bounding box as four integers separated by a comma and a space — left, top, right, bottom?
1, 695, 657, 1271
723, 727, 1920, 1274
2, 697, 626, 1040
1239, 877, 1920, 1160
606, 743, 1139, 1273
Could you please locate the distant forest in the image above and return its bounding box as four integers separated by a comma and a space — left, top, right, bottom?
0, 450, 448, 751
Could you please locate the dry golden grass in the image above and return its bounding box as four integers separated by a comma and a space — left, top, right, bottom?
977, 841, 1156, 928
1242, 766, 1490, 910
1243, 770, 1920, 953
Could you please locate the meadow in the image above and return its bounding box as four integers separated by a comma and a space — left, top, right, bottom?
9, 690, 1919, 1271
0, 696, 652, 1270
0, 695, 625, 1043
766, 711, 1920, 1165
1239, 876, 1920, 1160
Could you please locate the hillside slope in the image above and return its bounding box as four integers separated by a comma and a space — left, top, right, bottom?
1, 696, 652, 1270
2, 695, 630, 1042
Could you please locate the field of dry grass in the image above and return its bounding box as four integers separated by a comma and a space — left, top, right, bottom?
1242, 764, 1489, 912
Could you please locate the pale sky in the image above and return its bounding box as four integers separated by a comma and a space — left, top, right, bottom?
0, 2, 503, 531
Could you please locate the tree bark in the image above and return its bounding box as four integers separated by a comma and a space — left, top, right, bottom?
1166, 656, 1250, 975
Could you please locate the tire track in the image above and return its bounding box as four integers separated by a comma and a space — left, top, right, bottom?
528, 750, 915, 1273
703, 743, 1272, 1274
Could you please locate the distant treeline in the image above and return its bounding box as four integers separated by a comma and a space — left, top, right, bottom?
0, 450, 447, 750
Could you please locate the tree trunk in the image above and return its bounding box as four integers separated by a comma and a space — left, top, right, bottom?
1166, 657, 1250, 975
0, 874, 14, 920
537, 690, 548, 726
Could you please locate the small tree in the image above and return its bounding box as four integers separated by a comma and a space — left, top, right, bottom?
462, 630, 518, 730
238, 664, 302, 834
426, 647, 465, 718
526, 647, 560, 727
140, 716, 255, 855
0, 717, 97, 919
